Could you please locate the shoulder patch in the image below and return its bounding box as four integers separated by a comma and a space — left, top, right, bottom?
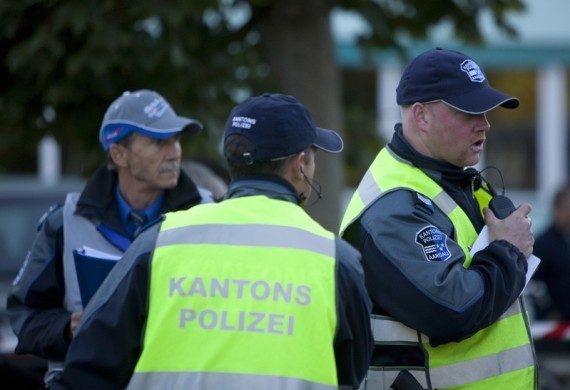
37, 203, 62, 231
415, 225, 451, 262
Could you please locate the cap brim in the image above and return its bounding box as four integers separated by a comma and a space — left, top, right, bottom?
313, 127, 343, 153
443, 86, 519, 114
120, 117, 203, 141
150, 115, 203, 136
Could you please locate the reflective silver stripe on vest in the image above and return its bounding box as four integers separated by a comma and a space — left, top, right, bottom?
127, 371, 337, 390
356, 169, 457, 217
431, 190, 458, 215
51, 193, 123, 385
371, 300, 522, 348
62, 193, 123, 312
360, 368, 429, 390
356, 169, 383, 207
157, 224, 335, 258
429, 343, 534, 388
371, 314, 425, 344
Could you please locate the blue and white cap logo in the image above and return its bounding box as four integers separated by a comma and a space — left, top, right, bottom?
415, 225, 451, 262
460, 59, 485, 83
143, 97, 169, 119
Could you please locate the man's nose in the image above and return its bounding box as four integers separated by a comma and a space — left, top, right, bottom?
477, 113, 490, 131
164, 137, 182, 158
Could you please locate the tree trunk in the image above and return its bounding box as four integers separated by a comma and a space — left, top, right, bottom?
260, 0, 344, 231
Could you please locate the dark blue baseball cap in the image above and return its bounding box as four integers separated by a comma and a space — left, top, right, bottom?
223, 93, 343, 164
396, 48, 519, 114
99, 90, 203, 151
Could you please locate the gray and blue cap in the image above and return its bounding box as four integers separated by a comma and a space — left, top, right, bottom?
99, 90, 203, 151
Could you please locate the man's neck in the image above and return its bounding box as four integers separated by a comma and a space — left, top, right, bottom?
117, 180, 162, 209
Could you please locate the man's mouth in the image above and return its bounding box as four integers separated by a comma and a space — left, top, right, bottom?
473, 139, 485, 148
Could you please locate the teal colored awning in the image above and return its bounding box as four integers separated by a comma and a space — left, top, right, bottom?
335, 42, 570, 69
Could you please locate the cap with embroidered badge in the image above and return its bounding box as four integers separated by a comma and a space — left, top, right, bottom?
223, 93, 343, 164
99, 89, 203, 151
396, 47, 519, 114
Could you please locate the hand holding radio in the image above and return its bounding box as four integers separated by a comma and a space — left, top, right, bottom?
485, 198, 534, 258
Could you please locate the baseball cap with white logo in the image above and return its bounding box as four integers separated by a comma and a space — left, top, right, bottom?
99, 90, 203, 151
396, 48, 519, 114
223, 93, 343, 164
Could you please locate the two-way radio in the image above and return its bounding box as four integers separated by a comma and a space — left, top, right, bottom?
474, 166, 516, 219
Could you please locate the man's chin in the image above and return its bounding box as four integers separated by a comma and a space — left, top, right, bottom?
158, 174, 179, 189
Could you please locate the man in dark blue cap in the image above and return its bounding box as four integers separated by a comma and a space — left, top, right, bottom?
8, 90, 213, 386
340, 48, 537, 389
51, 93, 373, 390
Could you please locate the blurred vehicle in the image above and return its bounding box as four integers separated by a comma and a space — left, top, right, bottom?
0, 175, 84, 389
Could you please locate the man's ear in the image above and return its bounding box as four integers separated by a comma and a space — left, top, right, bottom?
282, 152, 305, 183
109, 143, 127, 168
294, 152, 306, 178
411, 102, 430, 131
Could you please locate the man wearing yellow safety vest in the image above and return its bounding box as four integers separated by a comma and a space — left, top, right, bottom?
52, 93, 374, 389
340, 48, 537, 389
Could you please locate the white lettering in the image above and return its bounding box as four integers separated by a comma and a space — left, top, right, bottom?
179, 309, 196, 327
169, 277, 186, 296
168, 276, 313, 306
188, 277, 207, 297
178, 308, 296, 336
295, 285, 311, 305
231, 116, 257, 129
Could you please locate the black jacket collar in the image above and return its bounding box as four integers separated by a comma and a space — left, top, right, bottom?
225, 175, 301, 205
75, 165, 203, 233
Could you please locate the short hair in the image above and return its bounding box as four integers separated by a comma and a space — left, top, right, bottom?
223, 134, 289, 179
106, 133, 135, 170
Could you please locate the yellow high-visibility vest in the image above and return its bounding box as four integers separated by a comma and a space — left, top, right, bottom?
129, 195, 338, 389
341, 147, 536, 389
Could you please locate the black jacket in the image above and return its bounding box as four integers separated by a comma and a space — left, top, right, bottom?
343, 126, 528, 348
51, 177, 373, 389
533, 224, 570, 319
7, 165, 207, 361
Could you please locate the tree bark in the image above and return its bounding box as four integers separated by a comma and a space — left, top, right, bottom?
260, 0, 344, 231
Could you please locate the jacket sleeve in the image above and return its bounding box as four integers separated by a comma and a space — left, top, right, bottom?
7, 205, 72, 360
350, 190, 527, 347
50, 225, 158, 390
334, 238, 374, 389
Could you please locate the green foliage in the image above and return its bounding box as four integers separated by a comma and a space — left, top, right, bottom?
0, 0, 266, 174
338, 0, 524, 47
0, 0, 524, 176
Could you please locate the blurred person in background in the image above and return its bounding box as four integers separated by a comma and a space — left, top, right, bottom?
7, 89, 213, 386
182, 159, 229, 200
533, 183, 570, 320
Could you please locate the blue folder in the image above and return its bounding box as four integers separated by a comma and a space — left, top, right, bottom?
73, 249, 119, 307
